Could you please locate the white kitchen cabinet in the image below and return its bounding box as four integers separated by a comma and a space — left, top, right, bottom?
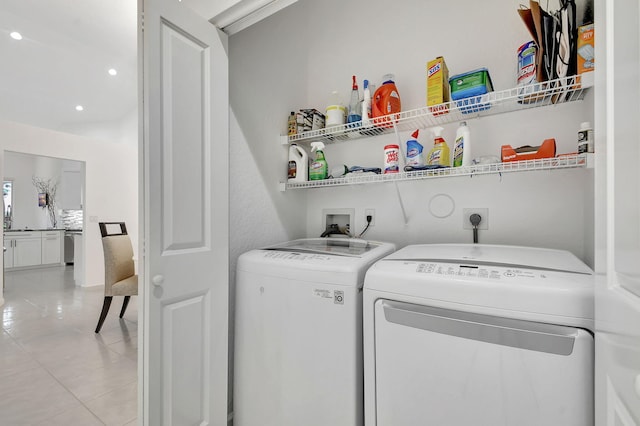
60, 170, 82, 210
4, 237, 15, 268
41, 231, 62, 265
13, 232, 42, 268
4, 230, 63, 269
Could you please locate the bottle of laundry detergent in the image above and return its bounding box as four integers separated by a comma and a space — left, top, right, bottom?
372, 74, 401, 127
405, 129, 424, 167
453, 121, 471, 167
288, 143, 308, 182
309, 142, 328, 180
426, 126, 451, 167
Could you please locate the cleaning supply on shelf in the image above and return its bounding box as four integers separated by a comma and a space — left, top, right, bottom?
309, 142, 328, 180
330, 164, 349, 178
372, 74, 401, 127
361, 79, 372, 127
453, 122, 471, 167
288, 144, 308, 182
426, 126, 451, 167
449, 68, 494, 114
578, 121, 593, 153
326, 105, 347, 128
427, 57, 450, 116
405, 129, 425, 167
347, 75, 362, 125
383, 144, 400, 174
287, 111, 297, 136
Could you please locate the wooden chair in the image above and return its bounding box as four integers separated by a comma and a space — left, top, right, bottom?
95, 222, 138, 333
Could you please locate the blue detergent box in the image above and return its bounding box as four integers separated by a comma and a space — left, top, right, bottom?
449, 68, 494, 114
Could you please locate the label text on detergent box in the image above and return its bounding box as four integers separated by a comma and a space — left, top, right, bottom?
427, 56, 450, 115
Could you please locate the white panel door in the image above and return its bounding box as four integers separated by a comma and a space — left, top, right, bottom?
141, 0, 229, 425
595, 0, 640, 424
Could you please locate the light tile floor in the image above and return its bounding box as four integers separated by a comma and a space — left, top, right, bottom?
1, 265, 138, 425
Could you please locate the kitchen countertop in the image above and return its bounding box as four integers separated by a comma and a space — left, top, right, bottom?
5, 228, 66, 232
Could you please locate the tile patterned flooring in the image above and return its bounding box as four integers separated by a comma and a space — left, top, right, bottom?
1, 266, 138, 425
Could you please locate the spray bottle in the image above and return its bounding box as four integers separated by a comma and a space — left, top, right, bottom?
309, 142, 328, 180
453, 121, 471, 167
347, 75, 362, 124
405, 129, 424, 167
426, 126, 451, 167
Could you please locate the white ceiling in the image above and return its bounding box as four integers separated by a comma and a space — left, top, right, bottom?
0, 0, 138, 140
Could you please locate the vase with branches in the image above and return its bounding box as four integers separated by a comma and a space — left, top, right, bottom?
32, 176, 58, 228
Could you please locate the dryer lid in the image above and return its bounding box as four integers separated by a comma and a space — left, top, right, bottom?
382, 243, 592, 274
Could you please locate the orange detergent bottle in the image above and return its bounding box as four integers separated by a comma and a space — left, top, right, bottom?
372, 74, 401, 127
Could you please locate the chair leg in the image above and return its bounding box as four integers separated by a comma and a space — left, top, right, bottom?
95, 296, 113, 333
119, 296, 131, 318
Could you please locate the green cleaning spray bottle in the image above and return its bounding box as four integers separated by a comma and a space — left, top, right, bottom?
309, 142, 328, 180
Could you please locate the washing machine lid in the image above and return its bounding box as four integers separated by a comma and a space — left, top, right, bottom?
365, 244, 594, 328
237, 238, 396, 287
266, 238, 380, 257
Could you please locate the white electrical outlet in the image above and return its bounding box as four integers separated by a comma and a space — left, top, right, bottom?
364, 209, 375, 227
462, 208, 488, 230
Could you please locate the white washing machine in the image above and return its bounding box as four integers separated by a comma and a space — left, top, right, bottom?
363, 244, 594, 426
234, 238, 395, 426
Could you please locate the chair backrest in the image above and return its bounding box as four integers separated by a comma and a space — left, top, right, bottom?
99, 222, 135, 289
99, 222, 128, 238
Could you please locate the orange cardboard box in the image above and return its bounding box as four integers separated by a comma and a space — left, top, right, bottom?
577, 24, 594, 86
501, 138, 556, 162
577, 24, 594, 73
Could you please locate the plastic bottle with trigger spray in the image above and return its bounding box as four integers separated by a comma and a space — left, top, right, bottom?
426, 126, 451, 167
347, 75, 362, 125
453, 121, 471, 167
405, 129, 425, 167
309, 142, 328, 180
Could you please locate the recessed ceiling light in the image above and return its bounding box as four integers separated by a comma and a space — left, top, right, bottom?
108, 68, 117, 76
10, 32, 23, 40
75, 105, 84, 111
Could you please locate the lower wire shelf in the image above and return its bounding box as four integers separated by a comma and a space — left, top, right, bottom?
281, 153, 592, 191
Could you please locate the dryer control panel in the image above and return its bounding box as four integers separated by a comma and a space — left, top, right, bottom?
415, 262, 539, 280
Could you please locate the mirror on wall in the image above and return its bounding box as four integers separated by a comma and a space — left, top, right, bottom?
3, 180, 12, 230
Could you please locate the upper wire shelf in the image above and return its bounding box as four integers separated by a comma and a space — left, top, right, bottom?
286, 75, 591, 145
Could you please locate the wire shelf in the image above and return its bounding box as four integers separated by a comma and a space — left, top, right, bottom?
287, 75, 591, 145
283, 154, 591, 190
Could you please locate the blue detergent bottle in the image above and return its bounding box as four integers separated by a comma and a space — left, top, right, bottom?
405, 129, 425, 166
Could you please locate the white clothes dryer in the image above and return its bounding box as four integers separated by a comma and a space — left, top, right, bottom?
234, 238, 395, 426
363, 244, 594, 426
